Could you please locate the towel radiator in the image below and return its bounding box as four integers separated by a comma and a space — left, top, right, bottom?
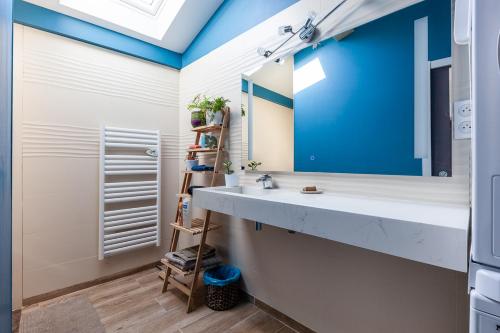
99, 126, 161, 259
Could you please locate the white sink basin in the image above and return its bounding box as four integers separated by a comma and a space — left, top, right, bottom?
212, 186, 275, 196
193, 186, 469, 272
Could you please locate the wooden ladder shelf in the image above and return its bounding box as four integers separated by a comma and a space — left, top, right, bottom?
160, 108, 229, 313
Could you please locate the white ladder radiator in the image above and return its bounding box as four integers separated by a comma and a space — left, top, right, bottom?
99, 126, 161, 259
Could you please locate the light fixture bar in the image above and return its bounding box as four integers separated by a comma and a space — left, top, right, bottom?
258, 0, 349, 58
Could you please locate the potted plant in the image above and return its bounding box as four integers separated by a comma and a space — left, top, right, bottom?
187, 94, 206, 128
207, 96, 229, 126
247, 160, 262, 171
223, 160, 239, 187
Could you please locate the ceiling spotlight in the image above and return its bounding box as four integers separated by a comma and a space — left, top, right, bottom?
299, 11, 318, 43
274, 58, 285, 65
278, 25, 293, 35
257, 47, 272, 58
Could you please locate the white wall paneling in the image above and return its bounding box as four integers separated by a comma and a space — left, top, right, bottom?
12, 24, 180, 305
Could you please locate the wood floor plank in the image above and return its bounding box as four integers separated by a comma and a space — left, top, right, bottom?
156, 287, 188, 312
103, 298, 166, 332
20, 268, 304, 333
180, 302, 259, 333
225, 310, 285, 333
276, 326, 300, 333
95, 284, 160, 320
142, 302, 214, 333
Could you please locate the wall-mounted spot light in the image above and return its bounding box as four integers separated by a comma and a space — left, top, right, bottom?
257, 47, 272, 58
274, 58, 285, 65
278, 25, 294, 36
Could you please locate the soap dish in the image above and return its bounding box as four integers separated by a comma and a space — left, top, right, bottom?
300, 189, 323, 194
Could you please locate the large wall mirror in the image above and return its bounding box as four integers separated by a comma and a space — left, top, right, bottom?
242, 0, 453, 177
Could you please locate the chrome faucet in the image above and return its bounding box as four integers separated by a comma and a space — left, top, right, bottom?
256, 174, 273, 189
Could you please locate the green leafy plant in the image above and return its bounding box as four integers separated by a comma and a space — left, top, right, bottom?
207, 96, 230, 122
223, 160, 234, 175
187, 94, 202, 111
247, 160, 262, 171
212, 96, 230, 112
198, 95, 213, 112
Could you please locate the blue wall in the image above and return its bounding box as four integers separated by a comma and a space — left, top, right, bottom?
0, 0, 13, 331
242, 79, 293, 109
182, 0, 298, 67
13, 0, 182, 69
293, 0, 450, 175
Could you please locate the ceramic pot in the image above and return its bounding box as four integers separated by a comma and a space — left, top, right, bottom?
207, 109, 223, 125
190, 108, 206, 127
224, 173, 239, 187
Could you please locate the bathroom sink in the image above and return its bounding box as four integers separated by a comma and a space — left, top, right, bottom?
192, 186, 470, 272
212, 186, 275, 196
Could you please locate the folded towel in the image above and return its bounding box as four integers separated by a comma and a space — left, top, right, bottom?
168, 255, 222, 272
191, 165, 215, 172
165, 244, 215, 265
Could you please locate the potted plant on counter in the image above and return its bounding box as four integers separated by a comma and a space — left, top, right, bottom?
223, 160, 239, 187
187, 94, 207, 128
247, 160, 262, 171
207, 96, 229, 126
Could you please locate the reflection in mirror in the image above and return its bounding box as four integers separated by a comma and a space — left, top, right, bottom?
242, 0, 453, 177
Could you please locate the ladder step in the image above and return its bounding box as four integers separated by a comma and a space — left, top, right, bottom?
191, 124, 223, 133
182, 170, 220, 175
170, 218, 221, 235
159, 271, 192, 296
161, 258, 195, 276
186, 148, 222, 153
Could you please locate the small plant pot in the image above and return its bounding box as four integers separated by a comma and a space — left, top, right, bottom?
224, 173, 239, 187
207, 110, 223, 126
185, 159, 199, 171
191, 108, 206, 128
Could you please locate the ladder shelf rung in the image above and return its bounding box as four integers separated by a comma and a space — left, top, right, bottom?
191, 124, 223, 133
186, 148, 222, 153
158, 271, 192, 295
160, 258, 197, 277
170, 219, 221, 235
182, 170, 219, 175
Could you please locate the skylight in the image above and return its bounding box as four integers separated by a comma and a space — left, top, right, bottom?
59, 0, 186, 40
120, 0, 164, 16
293, 58, 326, 94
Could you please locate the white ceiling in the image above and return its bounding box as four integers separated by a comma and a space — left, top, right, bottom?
22, 0, 223, 53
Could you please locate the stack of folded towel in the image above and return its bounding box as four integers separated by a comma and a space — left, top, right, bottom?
190, 165, 214, 172
165, 245, 221, 272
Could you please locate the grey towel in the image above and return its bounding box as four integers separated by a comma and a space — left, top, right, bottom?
173, 244, 216, 262
166, 254, 222, 271
165, 244, 216, 266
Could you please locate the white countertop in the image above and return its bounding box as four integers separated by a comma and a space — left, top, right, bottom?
193, 186, 470, 272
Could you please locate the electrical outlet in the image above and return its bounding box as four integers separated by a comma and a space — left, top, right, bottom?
458, 120, 472, 134
457, 102, 472, 117
454, 100, 472, 139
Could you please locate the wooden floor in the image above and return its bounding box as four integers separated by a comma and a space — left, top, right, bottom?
16, 268, 299, 333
